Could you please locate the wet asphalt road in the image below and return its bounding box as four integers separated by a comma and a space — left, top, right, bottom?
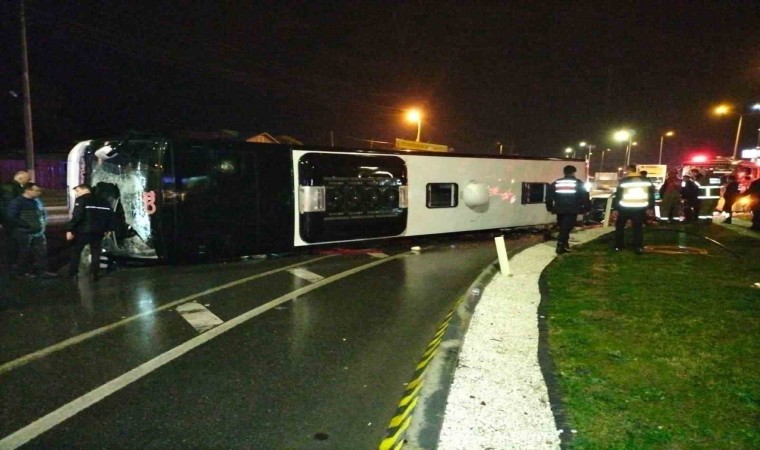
0, 231, 543, 449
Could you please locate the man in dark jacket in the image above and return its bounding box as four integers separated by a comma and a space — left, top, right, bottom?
66, 184, 114, 280
659, 169, 682, 223
743, 177, 760, 231
721, 175, 740, 224
680, 175, 701, 222
6, 182, 56, 277
546, 165, 591, 254
613, 165, 655, 254
2, 170, 31, 266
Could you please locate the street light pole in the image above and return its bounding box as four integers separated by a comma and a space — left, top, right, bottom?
658, 131, 674, 165
20, 0, 35, 181
732, 114, 743, 159
658, 135, 665, 165
614, 129, 634, 167
600, 149, 610, 171
586, 144, 595, 159
714, 103, 760, 159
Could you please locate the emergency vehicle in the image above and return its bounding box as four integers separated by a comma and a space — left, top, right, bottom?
636, 164, 667, 188
679, 155, 760, 217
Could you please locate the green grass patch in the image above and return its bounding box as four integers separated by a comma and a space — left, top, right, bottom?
544, 224, 760, 449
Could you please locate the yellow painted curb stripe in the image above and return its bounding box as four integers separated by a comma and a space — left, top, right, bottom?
397, 382, 423, 409
406, 376, 422, 391
379, 415, 412, 450
379, 293, 470, 449
422, 336, 443, 358
415, 347, 438, 370
390, 395, 419, 427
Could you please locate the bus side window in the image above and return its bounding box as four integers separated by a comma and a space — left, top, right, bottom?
521, 182, 548, 204
175, 144, 211, 193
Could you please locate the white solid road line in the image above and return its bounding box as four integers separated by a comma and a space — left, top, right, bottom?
0, 250, 417, 449
175, 302, 224, 333
367, 252, 389, 258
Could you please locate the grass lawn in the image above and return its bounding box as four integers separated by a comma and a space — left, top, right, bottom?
544, 223, 759, 449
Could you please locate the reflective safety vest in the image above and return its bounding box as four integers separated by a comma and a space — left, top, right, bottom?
554, 179, 578, 195
615, 176, 654, 209
546, 176, 590, 214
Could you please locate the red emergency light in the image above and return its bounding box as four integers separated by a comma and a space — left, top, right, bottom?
691, 155, 708, 163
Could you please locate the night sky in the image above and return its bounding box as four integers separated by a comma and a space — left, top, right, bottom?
1, 0, 758, 169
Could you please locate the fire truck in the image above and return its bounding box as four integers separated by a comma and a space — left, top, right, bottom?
679, 155, 760, 217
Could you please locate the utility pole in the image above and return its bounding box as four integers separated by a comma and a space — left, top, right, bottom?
20, 0, 35, 181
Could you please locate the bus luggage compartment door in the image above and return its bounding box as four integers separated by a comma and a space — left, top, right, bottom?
298, 153, 407, 243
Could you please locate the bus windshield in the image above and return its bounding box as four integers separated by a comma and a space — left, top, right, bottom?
83, 138, 165, 259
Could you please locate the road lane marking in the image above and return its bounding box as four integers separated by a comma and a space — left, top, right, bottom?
175, 302, 224, 333
0, 254, 337, 376
0, 249, 420, 449
287, 267, 325, 283
368, 252, 389, 258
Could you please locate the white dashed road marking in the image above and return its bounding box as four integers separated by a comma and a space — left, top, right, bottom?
175, 302, 224, 333
287, 268, 325, 283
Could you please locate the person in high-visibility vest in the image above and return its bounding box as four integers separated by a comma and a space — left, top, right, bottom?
545, 165, 590, 254
612, 165, 655, 254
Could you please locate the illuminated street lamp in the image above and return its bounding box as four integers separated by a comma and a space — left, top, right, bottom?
613, 129, 635, 166
658, 130, 675, 165
564, 147, 575, 158
406, 109, 422, 142
713, 104, 730, 116
580, 141, 595, 159
714, 103, 760, 159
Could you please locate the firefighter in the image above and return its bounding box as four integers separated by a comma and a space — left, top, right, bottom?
546, 165, 590, 254
613, 164, 655, 254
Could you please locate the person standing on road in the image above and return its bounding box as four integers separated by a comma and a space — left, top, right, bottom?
6, 183, 56, 278
680, 175, 701, 222
613, 165, 655, 254
721, 175, 740, 224
659, 169, 682, 223
545, 165, 590, 254
2, 170, 31, 268
66, 184, 114, 281
742, 177, 760, 231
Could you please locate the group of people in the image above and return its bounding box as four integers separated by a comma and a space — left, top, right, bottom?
546, 164, 654, 255
660, 168, 760, 227
1, 170, 114, 283
546, 164, 760, 256
658, 168, 703, 223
